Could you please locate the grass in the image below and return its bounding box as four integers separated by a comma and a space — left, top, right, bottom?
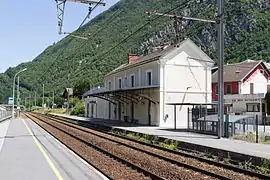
33, 108, 69, 115
232, 131, 270, 144
256, 159, 270, 176
116, 130, 179, 150
111, 128, 270, 176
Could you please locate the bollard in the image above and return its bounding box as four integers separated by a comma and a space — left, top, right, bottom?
256, 115, 258, 143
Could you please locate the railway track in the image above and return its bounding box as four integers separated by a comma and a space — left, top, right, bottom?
25, 113, 268, 180
48, 113, 270, 179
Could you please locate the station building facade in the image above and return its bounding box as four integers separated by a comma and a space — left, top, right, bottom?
84, 39, 214, 128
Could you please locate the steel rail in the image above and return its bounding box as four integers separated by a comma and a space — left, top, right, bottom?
25, 113, 165, 180
46, 113, 270, 180
41, 114, 233, 180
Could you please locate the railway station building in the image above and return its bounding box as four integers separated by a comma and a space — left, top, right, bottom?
84, 38, 214, 128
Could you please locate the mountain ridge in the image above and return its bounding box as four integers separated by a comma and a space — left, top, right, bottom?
0, 0, 269, 104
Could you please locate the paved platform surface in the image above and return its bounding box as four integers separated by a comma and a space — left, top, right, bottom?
53, 113, 270, 159
0, 117, 107, 180
0, 116, 11, 122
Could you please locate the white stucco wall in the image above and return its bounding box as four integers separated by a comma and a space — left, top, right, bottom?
105, 61, 160, 91
159, 51, 212, 129
241, 69, 268, 94
84, 97, 107, 119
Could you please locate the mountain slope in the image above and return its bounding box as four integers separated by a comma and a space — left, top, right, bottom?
0, 0, 269, 104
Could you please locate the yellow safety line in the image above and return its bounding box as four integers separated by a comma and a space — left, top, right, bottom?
22, 119, 64, 180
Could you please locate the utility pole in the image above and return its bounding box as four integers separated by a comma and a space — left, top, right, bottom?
47, 97, 50, 109
29, 94, 31, 111
147, 8, 224, 138
146, 11, 216, 46
25, 97, 27, 110
35, 92, 37, 107
17, 76, 20, 115
52, 90, 55, 109
217, 0, 224, 139
42, 84, 45, 114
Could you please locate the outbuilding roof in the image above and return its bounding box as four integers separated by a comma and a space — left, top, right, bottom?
212, 60, 265, 83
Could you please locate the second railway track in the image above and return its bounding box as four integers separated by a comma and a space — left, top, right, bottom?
25, 112, 268, 180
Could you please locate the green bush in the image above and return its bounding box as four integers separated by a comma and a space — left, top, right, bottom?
70, 99, 85, 117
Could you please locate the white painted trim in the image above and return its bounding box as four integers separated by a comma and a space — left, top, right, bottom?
113, 76, 116, 90
107, 80, 112, 91
124, 72, 127, 88
145, 69, 153, 86
165, 64, 205, 68
240, 61, 262, 82
238, 81, 241, 94
161, 90, 211, 94
138, 68, 142, 86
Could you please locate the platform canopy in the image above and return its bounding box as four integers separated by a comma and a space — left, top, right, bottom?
83, 86, 160, 105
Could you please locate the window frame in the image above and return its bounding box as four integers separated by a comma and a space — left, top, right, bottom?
226, 84, 232, 94
108, 80, 112, 91
146, 70, 153, 86
118, 77, 122, 89
246, 103, 260, 112
250, 83, 254, 94
130, 74, 135, 88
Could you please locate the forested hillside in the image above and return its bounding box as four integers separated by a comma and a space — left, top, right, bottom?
0, 0, 269, 104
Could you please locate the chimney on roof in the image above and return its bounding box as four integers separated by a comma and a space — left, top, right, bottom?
128, 53, 139, 64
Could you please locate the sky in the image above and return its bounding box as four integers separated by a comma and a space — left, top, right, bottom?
0, 0, 119, 73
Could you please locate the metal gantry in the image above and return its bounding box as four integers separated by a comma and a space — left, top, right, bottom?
55, 0, 106, 35
146, 11, 216, 45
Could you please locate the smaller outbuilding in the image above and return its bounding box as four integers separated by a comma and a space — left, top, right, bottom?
63, 88, 73, 108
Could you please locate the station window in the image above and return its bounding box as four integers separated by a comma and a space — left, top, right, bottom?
118, 78, 122, 89
146, 71, 152, 86
246, 103, 260, 112
226, 84, 232, 94
131, 75, 135, 87
108, 81, 112, 90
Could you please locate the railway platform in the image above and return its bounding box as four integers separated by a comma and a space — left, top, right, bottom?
0, 117, 108, 180
52, 113, 270, 159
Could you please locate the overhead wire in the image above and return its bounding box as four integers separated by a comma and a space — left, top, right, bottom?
73, 0, 197, 77
42, 0, 107, 93
77, 0, 104, 29
87, 0, 194, 66
61, 3, 124, 86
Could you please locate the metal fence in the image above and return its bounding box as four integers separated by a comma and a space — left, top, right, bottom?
187, 106, 270, 142
0, 107, 12, 120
